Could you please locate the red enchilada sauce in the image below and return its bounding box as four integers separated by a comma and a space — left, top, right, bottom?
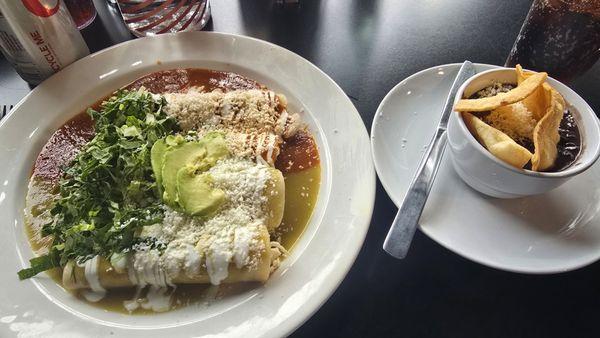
276, 132, 320, 174
32, 68, 320, 179
32, 113, 94, 184
125, 68, 264, 93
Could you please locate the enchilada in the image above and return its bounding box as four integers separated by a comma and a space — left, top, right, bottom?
20, 69, 321, 313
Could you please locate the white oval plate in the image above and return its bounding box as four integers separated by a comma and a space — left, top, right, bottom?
0, 32, 375, 337
372, 63, 600, 274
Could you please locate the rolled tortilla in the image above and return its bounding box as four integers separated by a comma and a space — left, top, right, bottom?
264, 168, 285, 231
62, 167, 286, 290
463, 112, 533, 168
63, 225, 278, 290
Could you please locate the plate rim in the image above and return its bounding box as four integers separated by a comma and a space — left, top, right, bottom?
371, 62, 495, 207
0, 31, 376, 336
370, 62, 600, 274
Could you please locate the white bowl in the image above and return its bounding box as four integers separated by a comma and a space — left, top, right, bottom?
447, 67, 600, 198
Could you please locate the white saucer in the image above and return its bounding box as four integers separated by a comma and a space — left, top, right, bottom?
371, 63, 600, 274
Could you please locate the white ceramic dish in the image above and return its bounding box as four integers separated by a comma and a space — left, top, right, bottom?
447, 67, 600, 198
0, 32, 375, 337
372, 63, 600, 274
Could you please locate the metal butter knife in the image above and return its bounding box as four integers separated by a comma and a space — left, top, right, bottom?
383, 61, 476, 259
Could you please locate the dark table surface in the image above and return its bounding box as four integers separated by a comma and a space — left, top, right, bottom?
2, 1, 600, 337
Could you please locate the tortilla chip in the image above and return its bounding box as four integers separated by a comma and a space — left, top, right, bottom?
459, 65, 568, 172
463, 112, 533, 168
515, 64, 527, 85
531, 85, 565, 171
454, 72, 548, 112
516, 65, 547, 121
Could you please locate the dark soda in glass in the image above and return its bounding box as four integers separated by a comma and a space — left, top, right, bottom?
64, 0, 97, 30
505, 0, 600, 82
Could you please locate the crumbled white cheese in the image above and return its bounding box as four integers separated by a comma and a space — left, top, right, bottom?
165, 89, 281, 134
474, 82, 513, 98
483, 101, 537, 144
132, 158, 272, 285
164, 89, 302, 164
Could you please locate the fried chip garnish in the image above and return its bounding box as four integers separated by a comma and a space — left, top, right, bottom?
516, 65, 565, 171
485, 103, 537, 144
516, 65, 547, 121
458, 65, 570, 172
454, 72, 548, 112
531, 85, 565, 171
463, 112, 533, 168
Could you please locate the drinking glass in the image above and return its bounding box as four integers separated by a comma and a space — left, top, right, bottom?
117, 0, 211, 37
64, 0, 97, 30
505, 0, 600, 83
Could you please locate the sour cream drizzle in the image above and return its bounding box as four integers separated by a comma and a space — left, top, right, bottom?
141, 286, 172, 312
123, 254, 174, 312
266, 134, 276, 163
277, 110, 288, 134
82, 256, 106, 302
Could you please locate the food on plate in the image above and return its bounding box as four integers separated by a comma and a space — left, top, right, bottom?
462, 112, 533, 168
454, 71, 547, 112
20, 69, 321, 313
455, 65, 580, 172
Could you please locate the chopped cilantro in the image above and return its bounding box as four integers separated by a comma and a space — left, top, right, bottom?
18, 89, 178, 280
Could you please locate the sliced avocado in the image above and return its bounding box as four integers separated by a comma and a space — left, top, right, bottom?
165, 134, 185, 147
176, 169, 225, 216
161, 142, 207, 206
151, 139, 167, 194
198, 132, 229, 169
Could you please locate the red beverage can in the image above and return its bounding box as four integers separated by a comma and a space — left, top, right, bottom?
0, 0, 90, 85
